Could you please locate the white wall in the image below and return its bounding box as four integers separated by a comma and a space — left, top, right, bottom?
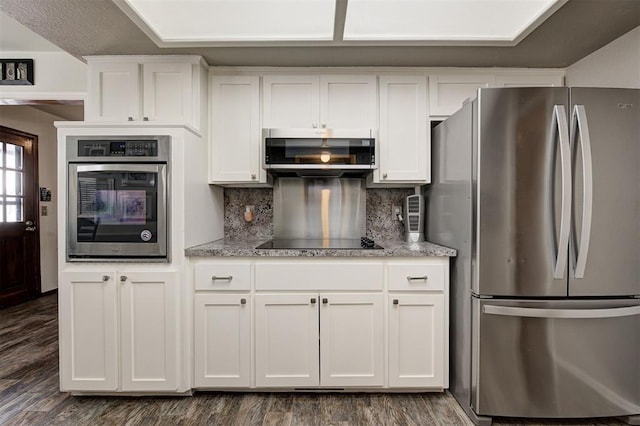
566, 26, 640, 88
0, 105, 69, 292
0, 51, 86, 101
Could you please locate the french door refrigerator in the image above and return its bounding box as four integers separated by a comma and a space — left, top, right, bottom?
426, 87, 640, 425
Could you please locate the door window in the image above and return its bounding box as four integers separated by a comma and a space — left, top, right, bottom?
0, 142, 24, 222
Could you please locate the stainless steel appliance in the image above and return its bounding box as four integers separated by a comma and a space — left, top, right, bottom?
263, 128, 376, 176
66, 135, 170, 261
403, 194, 425, 243
426, 87, 640, 424
255, 176, 382, 250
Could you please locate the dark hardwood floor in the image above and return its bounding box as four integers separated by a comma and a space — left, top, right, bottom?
0, 293, 630, 426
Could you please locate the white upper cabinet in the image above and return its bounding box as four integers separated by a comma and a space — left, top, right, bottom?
85, 56, 204, 131
262, 75, 377, 129
320, 75, 377, 129
374, 75, 429, 184
263, 75, 320, 128
429, 73, 495, 117
494, 72, 564, 88
209, 75, 267, 185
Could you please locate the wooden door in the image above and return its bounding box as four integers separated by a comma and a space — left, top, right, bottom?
0, 126, 39, 308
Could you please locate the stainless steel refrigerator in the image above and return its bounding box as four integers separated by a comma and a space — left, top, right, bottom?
426, 87, 640, 425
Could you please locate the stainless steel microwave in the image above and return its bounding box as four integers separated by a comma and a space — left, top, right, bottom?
263, 128, 377, 176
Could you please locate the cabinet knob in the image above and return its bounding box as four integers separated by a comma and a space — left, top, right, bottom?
382, 173, 388, 179
143, 116, 149, 121
240, 298, 247, 305
310, 298, 316, 304
322, 298, 328, 304
393, 299, 399, 305
312, 122, 318, 128
120, 275, 128, 282
128, 117, 133, 121
102, 275, 110, 282
251, 174, 256, 180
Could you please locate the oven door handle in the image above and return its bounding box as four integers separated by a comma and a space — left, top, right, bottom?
73, 164, 165, 173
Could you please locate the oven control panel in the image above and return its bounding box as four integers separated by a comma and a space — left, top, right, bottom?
77, 140, 158, 157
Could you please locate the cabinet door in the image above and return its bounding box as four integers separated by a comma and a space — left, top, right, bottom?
255, 293, 319, 387
262, 76, 319, 128
119, 271, 179, 391
210, 76, 264, 183
388, 294, 445, 388
86, 61, 140, 121
320, 75, 377, 129
377, 75, 429, 183
320, 293, 384, 387
429, 74, 494, 117
58, 271, 118, 391
194, 294, 251, 387
142, 62, 192, 123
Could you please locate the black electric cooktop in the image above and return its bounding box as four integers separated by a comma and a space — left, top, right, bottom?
255, 237, 383, 250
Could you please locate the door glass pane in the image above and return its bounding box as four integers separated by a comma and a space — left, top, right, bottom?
0, 197, 4, 222
0, 142, 4, 167
6, 144, 23, 170
0, 171, 3, 195
6, 196, 23, 222
6, 170, 23, 196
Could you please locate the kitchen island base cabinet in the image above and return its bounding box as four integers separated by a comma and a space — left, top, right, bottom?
59, 270, 180, 393
194, 294, 251, 388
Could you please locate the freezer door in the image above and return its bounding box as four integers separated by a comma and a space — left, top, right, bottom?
476, 87, 570, 296
472, 298, 640, 418
569, 88, 640, 297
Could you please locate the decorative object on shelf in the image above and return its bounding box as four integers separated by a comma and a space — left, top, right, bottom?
0, 59, 34, 85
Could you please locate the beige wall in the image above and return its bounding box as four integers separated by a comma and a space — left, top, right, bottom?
0, 106, 69, 292
566, 26, 640, 88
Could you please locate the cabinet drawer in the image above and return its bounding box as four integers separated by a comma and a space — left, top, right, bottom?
195, 263, 251, 291
255, 262, 383, 291
388, 263, 445, 291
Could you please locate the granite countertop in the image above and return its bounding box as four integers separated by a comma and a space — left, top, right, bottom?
185, 238, 456, 257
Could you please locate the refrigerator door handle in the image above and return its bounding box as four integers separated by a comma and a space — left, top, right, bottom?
572, 105, 593, 279
483, 304, 640, 319
552, 105, 571, 279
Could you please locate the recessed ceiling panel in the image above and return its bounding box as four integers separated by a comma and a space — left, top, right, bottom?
344, 0, 562, 43
123, 0, 336, 42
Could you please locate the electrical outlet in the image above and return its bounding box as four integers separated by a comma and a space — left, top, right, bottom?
41, 205, 48, 216
392, 205, 402, 220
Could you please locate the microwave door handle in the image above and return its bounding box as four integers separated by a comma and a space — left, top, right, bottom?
572, 105, 593, 279
553, 105, 571, 279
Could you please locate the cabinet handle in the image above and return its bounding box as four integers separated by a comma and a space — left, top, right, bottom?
102, 275, 110, 282
211, 275, 233, 282
322, 298, 328, 304
407, 275, 428, 281
382, 173, 388, 179
127, 117, 133, 121
120, 275, 128, 282
143, 116, 149, 121
393, 299, 399, 305
251, 174, 256, 180
310, 298, 316, 304
240, 298, 247, 305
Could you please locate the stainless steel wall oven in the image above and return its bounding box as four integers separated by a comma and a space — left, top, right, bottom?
66, 135, 170, 261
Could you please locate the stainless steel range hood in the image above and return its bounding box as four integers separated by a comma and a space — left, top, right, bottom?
263, 128, 377, 177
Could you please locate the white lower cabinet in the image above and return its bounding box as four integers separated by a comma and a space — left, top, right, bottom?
254, 292, 384, 388
194, 294, 251, 387
59, 269, 180, 392
388, 294, 445, 388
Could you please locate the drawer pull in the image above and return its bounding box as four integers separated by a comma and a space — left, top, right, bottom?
407, 275, 428, 282
310, 298, 317, 304
240, 298, 247, 305
322, 298, 328, 304
393, 299, 399, 305
211, 275, 233, 282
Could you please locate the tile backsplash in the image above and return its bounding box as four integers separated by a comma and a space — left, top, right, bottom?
224, 186, 415, 241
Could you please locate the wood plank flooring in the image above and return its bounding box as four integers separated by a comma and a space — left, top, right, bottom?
0, 293, 631, 426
